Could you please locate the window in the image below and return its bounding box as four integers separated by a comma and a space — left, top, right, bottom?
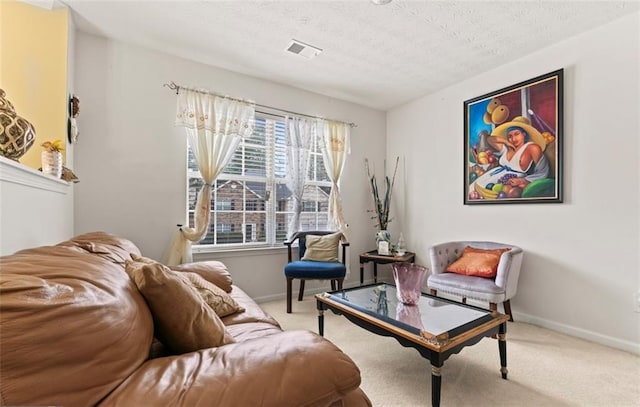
187, 114, 331, 248
216, 201, 233, 211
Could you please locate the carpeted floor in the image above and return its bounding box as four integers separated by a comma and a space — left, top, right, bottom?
261, 296, 640, 407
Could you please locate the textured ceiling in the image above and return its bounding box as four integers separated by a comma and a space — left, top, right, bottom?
63, 0, 639, 110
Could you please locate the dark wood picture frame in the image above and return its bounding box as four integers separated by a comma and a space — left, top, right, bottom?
463, 69, 563, 205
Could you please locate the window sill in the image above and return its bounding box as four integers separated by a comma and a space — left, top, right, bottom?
0, 156, 69, 194
192, 244, 288, 259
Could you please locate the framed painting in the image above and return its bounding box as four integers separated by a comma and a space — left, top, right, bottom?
463, 69, 563, 205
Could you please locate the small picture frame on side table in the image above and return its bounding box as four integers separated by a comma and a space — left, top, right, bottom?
377, 241, 390, 256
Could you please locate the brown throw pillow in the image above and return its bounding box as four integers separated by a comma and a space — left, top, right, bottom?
128, 254, 241, 316
130, 253, 159, 264
130, 254, 234, 293
125, 260, 234, 354
182, 272, 245, 317
445, 246, 511, 278
170, 261, 233, 293
301, 232, 341, 262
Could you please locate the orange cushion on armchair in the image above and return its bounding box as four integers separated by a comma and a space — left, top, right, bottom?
445, 246, 511, 278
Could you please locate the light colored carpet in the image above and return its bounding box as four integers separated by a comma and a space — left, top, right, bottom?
261, 296, 640, 407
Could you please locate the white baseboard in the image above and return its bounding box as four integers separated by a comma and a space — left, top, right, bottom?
513, 311, 640, 355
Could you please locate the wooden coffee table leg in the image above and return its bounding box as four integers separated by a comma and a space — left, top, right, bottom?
498, 322, 508, 379
317, 303, 325, 337
431, 364, 442, 407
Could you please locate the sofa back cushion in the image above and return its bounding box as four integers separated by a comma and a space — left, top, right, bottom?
0, 234, 153, 407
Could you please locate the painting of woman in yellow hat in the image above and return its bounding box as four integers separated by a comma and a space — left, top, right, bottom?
464, 69, 563, 204
471, 116, 549, 195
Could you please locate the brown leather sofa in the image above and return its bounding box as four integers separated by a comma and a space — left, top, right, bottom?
0, 232, 371, 407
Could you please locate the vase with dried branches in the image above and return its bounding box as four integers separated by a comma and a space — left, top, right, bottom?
365, 157, 399, 252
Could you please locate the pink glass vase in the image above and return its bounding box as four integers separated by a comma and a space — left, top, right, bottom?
392, 262, 427, 305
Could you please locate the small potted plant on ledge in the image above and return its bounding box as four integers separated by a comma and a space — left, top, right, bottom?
41, 139, 64, 179
365, 156, 399, 255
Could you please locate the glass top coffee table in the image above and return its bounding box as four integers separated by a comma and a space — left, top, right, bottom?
315, 283, 509, 407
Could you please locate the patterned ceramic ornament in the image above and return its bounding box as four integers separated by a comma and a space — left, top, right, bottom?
0, 89, 36, 161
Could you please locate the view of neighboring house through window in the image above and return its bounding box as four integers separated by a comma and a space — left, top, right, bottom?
187, 114, 331, 247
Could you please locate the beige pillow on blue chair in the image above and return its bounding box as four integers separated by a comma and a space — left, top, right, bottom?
301, 232, 341, 262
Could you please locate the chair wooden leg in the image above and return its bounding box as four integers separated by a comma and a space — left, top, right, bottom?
298, 280, 306, 301
462, 297, 467, 304
430, 289, 437, 296
286, 277, 293, 313
503, 300, 514, 322
331, 280, 336, 291
337, 278, 344, 291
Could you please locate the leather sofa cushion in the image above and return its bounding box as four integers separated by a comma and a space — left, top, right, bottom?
125, 260, 235, 354
221, 285, 281, 327
99, 330, 365, 407
225, 321, 285, 342
58, 231, 142, 263
0, 242, 153, 407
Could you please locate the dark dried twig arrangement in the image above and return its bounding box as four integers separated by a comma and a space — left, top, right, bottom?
365, 156, 399, 230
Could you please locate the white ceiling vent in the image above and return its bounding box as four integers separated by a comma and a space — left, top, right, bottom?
286, 39, 322, 59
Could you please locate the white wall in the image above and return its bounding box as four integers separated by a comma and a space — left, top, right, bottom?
387, 13, 640, 353
73, 33, 386, 300
0, 158, 74, 255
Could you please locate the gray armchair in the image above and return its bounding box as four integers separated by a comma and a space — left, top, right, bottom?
427, 241, 523, 321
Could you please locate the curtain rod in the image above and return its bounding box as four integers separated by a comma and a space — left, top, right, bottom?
163, 81, 357, 128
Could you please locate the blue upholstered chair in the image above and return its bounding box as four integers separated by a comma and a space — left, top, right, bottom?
284, 231, 349, 313
428, 241, 524, 321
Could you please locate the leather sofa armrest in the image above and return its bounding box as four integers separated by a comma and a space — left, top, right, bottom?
99, 330, 364, 407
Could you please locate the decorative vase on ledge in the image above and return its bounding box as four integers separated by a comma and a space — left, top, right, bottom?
0, 89, 36, 161
41, 151, 62, 179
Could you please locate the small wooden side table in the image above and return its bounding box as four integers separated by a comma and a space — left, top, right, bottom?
359, 250, 416, 284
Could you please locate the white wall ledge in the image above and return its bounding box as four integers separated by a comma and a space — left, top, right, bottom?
0, 156, 69, 194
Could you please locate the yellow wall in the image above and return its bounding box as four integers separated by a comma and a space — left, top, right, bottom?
0, 1, 68, 169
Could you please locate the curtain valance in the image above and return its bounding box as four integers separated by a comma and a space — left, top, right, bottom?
175, 90, 255, 137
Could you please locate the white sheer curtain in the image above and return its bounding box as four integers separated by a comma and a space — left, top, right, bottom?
319, 120, 350, 235
285, 117, 314, 239
164, 89, 255, 265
